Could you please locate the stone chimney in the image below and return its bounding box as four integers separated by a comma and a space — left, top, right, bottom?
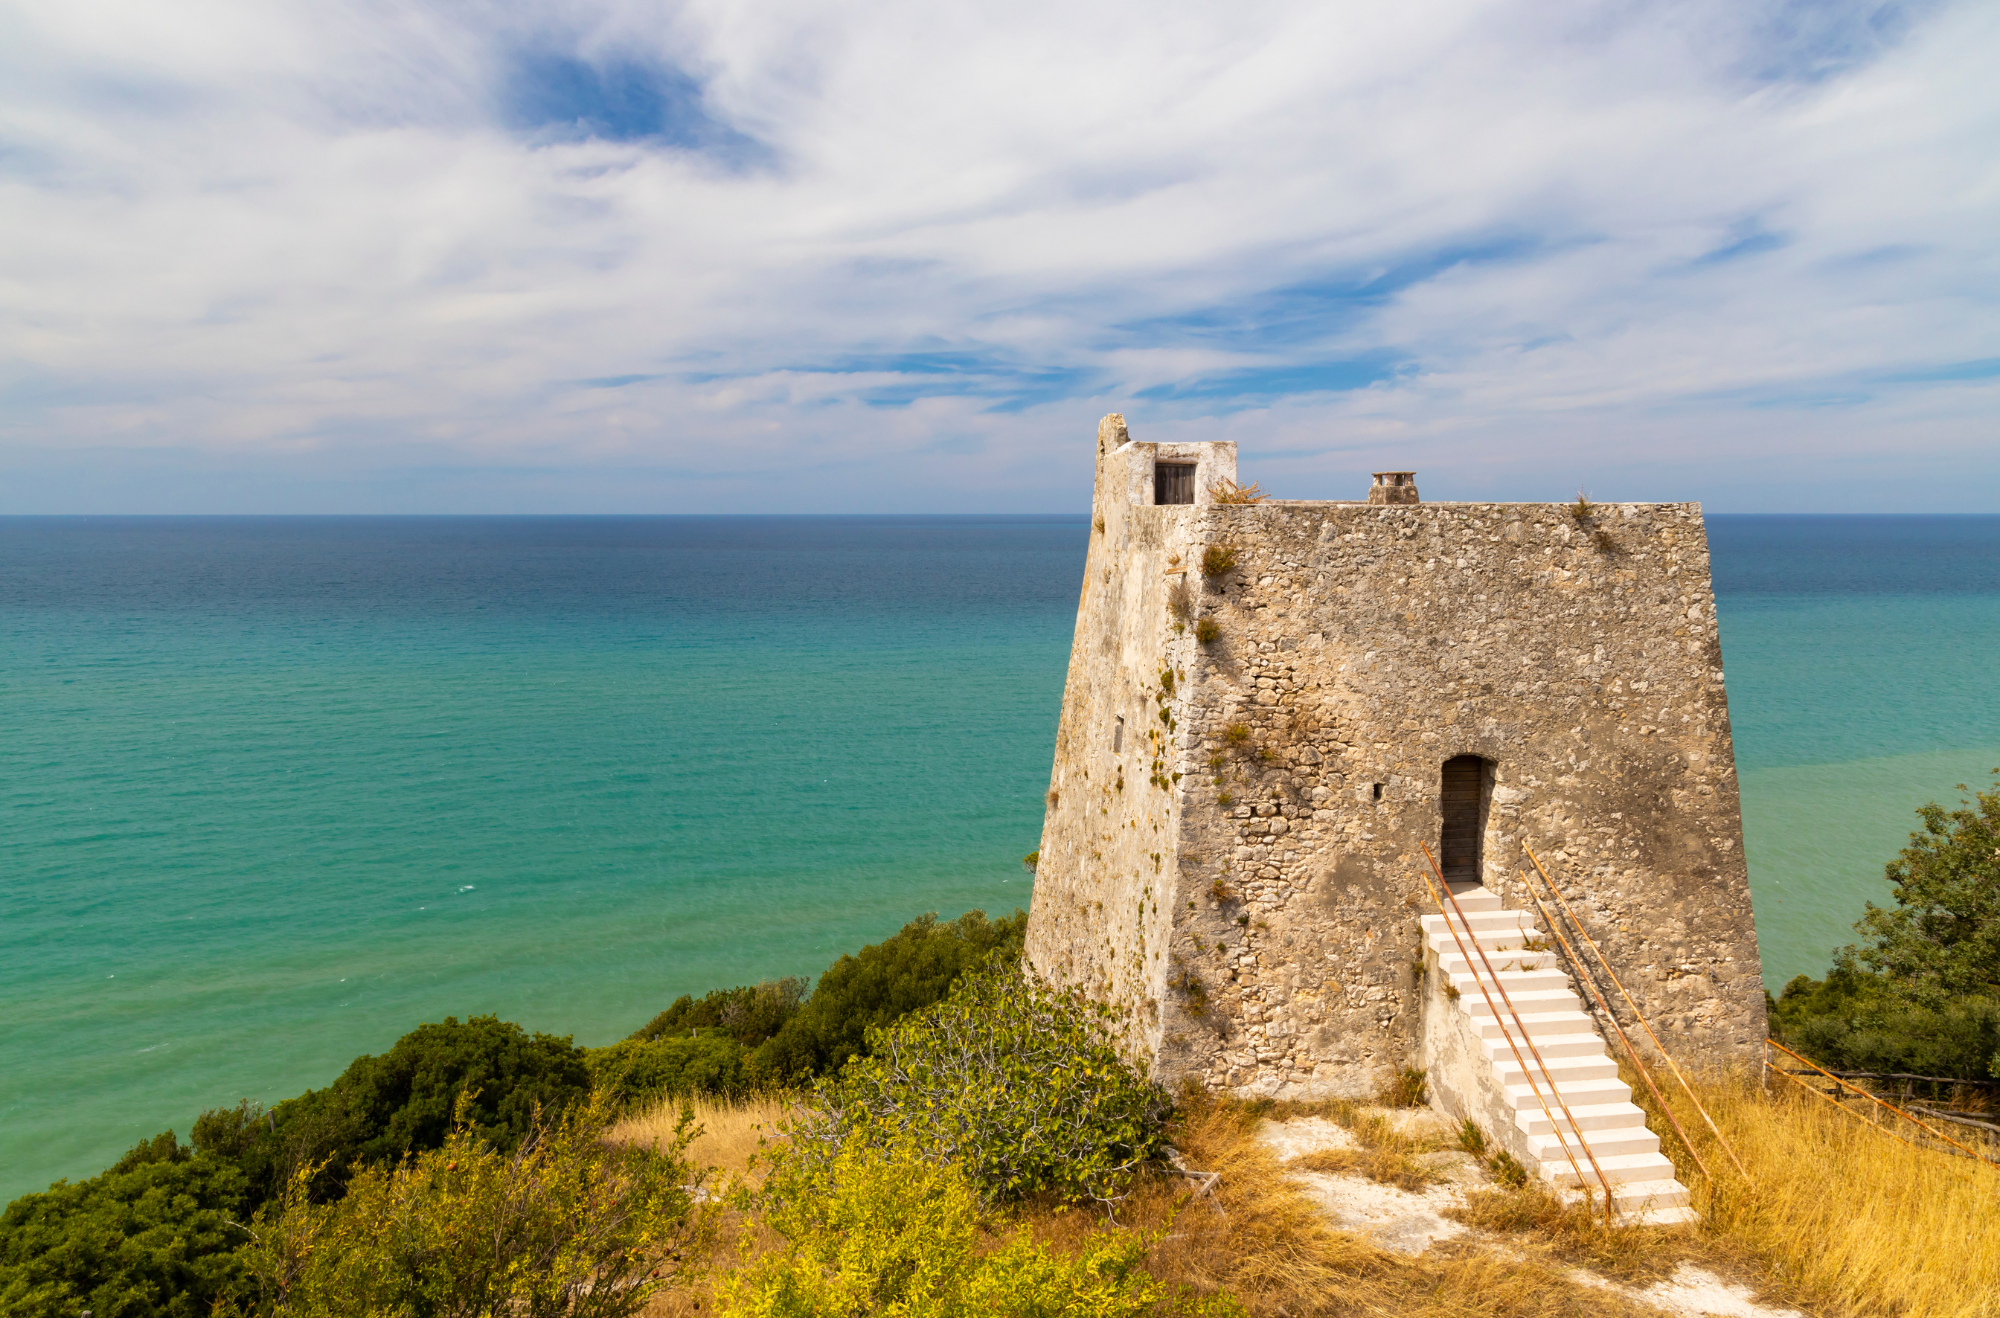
1368, 471, 1419, 505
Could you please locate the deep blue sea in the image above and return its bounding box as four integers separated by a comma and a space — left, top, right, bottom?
3, 513, 1998, 1203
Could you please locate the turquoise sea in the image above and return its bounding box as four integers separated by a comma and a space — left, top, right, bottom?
3, 513, 1998, 1203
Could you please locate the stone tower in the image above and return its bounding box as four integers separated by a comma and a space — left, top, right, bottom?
1024, 414, 1766, 1109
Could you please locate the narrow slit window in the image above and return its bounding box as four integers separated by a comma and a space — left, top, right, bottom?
1154, 462, 1196, 505
1439, 755, 1490, 884
1113, 716, 1124, 752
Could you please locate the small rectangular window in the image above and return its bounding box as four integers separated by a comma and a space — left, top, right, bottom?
1113, 716, 1125, 752
1154, 462, 1196, 505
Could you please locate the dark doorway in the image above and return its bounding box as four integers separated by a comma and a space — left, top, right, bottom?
1439, 756, 1490, 884
1155, 462, 1196, 505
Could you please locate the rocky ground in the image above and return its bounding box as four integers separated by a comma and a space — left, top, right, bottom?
1257, 1106, 1805, 1318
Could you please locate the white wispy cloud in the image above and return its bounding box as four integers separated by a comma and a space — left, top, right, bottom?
1, 0, 1993, 510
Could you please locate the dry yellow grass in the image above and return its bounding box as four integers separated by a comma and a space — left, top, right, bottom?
614, 1096, 794, 1317
1008, 1096, 1659, 1318
610, 1094, 792, 1187
617, 1077, 2000, 1318
1659, 1075, 2000, 1318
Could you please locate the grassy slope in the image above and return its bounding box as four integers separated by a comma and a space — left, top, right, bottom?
624, 1080, 2000, 1318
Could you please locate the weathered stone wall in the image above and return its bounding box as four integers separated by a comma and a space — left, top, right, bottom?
1025, 416, 1767, 1098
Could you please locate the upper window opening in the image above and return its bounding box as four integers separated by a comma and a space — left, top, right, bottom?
1113, 715, 1125, 752
1155, 462, 1196, 505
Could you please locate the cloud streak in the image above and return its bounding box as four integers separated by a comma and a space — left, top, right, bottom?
1, 0, 1995, 511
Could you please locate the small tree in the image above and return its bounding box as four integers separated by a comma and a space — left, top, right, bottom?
238, 1092, 713, 1318
792, 959, 1168, 1204
1852, 771, 2000, 1007
632, 979, 808, 1047
1772, 771, 2000, 1079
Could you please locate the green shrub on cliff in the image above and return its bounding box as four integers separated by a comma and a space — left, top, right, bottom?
587, 1032, 749, 1106
747, 909, 1026, 1083
1770, 969, 2000, 1078
253, 1014, 592, 1201
239, 1093, 710, 1318
1774, 772, 2000, 1079
634, 978, 808, 1048
177, 1014, 594, 1212
0, 1132, 253, 1318
793, 958, 1167, 1204
724, 1139, 1230, 1318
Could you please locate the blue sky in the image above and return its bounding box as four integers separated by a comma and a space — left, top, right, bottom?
1, 0, 1995, 512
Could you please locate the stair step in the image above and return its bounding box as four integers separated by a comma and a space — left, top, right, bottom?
1446, 968, 1571, 994
1471, 1010, 1595, 1039
1493, 1054, 1619, 1085
1526, 1125, 1660, 1160
1439, 950, 1558, 974
1514, 1100, 1650, 1135
1461, 988, 1583, 1016
1424, 912, 1528, 932
1424, 921, 1540, 946
1502, 1075, 1633, 1108
1541, 1150, 1679, 1188
1617, 1182, 1698, 1223
1480, 1031, 1606, 1061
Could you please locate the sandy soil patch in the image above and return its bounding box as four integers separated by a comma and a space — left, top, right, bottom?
1258, 1111, 1484, 1256
1571, 1262, 1806, 1318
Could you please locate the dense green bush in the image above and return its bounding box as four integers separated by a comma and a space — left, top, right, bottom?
586, 1033, 749, 1106
239, 1014, 592, 1202
1, 1017, 596, 1316
726, 1139, 1233, 1317
634, 978, 807, 1048
795, 958, 1168, 1204
0, 913, 1029, 1317
1769, 968, 2000, 1079
240, 1093, 711, 1318
748, 910, 1026, 1083
1775, 774, 2000, 1080
308, 1013, 592, 1165
0, 1132, 253, 1318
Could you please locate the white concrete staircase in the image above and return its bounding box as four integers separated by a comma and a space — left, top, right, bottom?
1422, 887, 1696, 1225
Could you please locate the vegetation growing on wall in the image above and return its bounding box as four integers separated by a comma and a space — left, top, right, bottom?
1208, 479, 1265, 505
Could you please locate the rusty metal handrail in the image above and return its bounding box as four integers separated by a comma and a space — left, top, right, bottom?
1766, 1036, 2000, 1169
1420, 845, 1616, 1227
1521, 874, 1713, 1187
1415, 864, 1594, 1215
1523, 844, 1754, 1185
